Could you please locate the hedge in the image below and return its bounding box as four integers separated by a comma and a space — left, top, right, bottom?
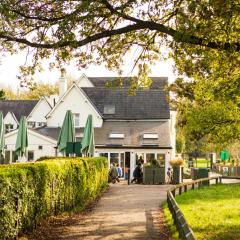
0, 157, 108, 239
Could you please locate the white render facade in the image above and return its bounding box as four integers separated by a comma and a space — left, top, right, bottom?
1, 74, 176, 178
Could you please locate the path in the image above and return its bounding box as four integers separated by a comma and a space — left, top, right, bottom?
45, 182, 172, 240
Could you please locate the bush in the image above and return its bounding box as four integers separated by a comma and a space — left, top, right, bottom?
0, 157, 108, 239
170, 158, 184, 167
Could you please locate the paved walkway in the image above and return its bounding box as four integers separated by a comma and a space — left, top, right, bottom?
49, 182, 172, 240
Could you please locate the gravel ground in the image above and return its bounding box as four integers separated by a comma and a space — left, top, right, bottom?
30, 181, 173, 240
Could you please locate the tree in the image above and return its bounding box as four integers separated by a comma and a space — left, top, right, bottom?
0, 90, 5, 100
4, 83, 58, 100
0, 1, 239, 86
170, 77, 240, 145
0, 1, 239, 143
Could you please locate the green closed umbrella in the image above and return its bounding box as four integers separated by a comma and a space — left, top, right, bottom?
57, 110, 75, 154
0, 112, 5, 155
81, 114, 94, 157
15, 116, 28, 158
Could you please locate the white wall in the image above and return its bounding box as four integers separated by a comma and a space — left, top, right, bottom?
77, 74, 94, 88
5, 129, 57, 162
4, 112, 18, 130
27, 98, 52, 126
47, 85, 103, 128
169, 110, 176, 160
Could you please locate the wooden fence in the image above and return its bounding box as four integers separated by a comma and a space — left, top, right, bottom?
213, 164, 240, 178
167, 176, 221, 240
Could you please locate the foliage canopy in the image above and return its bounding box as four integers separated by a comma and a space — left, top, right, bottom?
0, 0, 239, 143
0, 0, 239, 82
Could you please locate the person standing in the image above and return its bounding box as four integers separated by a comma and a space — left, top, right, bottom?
109, 163, 119, 183
116, 163, 123, 178
166, 167, 173, 184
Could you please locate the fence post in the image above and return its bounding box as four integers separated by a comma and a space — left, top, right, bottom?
172, 189, 175, 197
184, 185, 187, 193
179, 186, 182, 195
216, 177, 218, 185
192, 183, 195, 190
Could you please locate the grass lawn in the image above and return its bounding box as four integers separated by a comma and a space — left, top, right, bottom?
194, 158, 210, 168
174, 184, 240, 240
187, 158, 210, 168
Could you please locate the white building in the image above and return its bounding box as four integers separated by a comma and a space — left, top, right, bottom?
0, 74, 176, 178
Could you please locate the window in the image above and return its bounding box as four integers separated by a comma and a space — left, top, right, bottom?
37, 122, 46, 127
143, 133, 159, 139
110, 153, 119, 165
28, 151, 34, 161
100, 153, 108, 159
76, 133, 83, 142
27, 121, 36, 128
104, 105, 115, 114
109, 133, 124, 139
76, 137, 82, 142
136, 153, 144, 165
38, 146, 43, 150
157, 154, 165, 167
73, 113, 80, 127
146, 153, 155, 163
5, 124, 14, 133
12, 151, 18, 163
5, 151, 10, 164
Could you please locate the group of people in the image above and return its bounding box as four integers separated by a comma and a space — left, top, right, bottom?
108, 163, 122, 183
109, 159, 173, 184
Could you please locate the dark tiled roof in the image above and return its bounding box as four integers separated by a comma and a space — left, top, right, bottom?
35, 127, 83, 140
35, 127, 60, 140
82, 87, 170, 120
0, 100, 38, 121
88, 77, 168, 89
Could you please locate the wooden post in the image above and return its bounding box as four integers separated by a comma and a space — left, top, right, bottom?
172, 189, 175, 197
192, 183, 195, 189
128, 169, 130, 185
184, 185, 187, 192
179, 186, 182, 195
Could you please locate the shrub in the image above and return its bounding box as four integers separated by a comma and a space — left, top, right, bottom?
144, 159, 161, 168
0, 157, 108, 239
170, 158, 184, 167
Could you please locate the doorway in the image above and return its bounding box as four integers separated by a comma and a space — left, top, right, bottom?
125, 152, 130, 179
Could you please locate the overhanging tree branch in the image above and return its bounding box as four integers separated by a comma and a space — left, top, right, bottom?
1, 19, 239, 51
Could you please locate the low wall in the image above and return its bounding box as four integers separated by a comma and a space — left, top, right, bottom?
0, 157, 108, 239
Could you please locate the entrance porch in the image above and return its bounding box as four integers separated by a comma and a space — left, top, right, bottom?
95, 147, 172, 182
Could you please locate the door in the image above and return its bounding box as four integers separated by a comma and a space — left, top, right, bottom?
124, 152, 130, 179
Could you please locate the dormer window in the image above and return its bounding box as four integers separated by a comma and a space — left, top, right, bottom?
104, 105, 115, 114
109, 133, 124, 139
143, 133, 159, 139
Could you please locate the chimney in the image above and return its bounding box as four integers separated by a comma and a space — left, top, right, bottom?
59, 68, 67, 98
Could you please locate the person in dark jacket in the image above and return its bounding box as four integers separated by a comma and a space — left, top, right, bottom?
131, 163, 143, 183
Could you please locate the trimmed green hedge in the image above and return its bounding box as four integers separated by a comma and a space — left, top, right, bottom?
0, 157, 108, 239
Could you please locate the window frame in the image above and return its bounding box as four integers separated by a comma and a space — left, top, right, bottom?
109, 133, 125, 139
143, 133, 159, 139
73, 113, 80, 127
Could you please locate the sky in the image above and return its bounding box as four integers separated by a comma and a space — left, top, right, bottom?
0, 51, 176, 91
